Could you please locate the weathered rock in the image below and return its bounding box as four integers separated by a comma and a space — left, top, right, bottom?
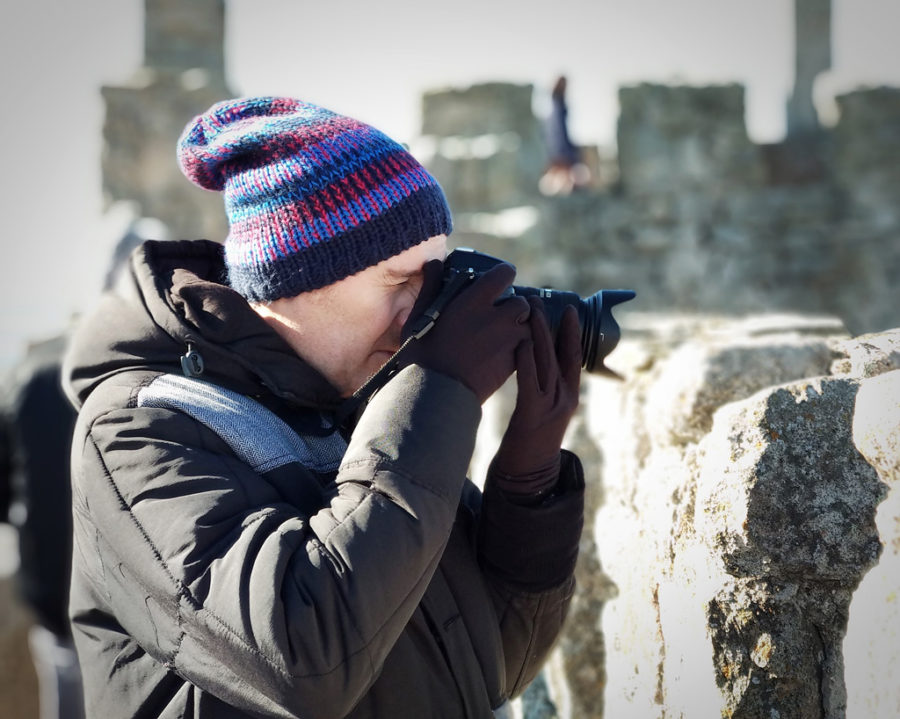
561, 317, 899, 718
546, 416, 616, 719
646, 334, 840, 446
692, 376, 885, 717
696, 378, 884, 582
706, 579, 852, 718
829, 328, 900, 378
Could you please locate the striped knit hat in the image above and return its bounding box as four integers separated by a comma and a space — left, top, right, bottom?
177, 96, 453, 302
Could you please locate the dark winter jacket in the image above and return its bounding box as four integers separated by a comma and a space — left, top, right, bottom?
63, 239, 584, 719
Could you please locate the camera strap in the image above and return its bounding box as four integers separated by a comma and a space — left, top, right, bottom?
402, 270, 472, 340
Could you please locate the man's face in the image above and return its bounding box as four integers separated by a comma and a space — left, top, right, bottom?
254, 235, 448, 397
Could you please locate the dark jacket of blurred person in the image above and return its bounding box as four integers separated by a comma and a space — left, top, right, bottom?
0, 401, 11, 523
2, 212, 154, 636
2, 333, 85, 719
4, 334, 77, 638
539, 76, 591, 196
545, 76, 580, 169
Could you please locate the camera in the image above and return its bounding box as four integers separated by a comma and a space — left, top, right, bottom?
442, 248, 635, 378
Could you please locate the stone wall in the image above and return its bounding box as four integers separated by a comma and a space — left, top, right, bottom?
417, 83, 545, 213
102, 74, 231, 242
587, 318, 897, 718
472, 317, 899, 718
101, 0, 232, 243
418, 82, 900, 336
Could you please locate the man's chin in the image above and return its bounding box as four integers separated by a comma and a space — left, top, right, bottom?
371, 350, 396, 365
346, 351, 399, 397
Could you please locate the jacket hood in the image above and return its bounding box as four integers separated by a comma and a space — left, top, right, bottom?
63, 239, 343, 412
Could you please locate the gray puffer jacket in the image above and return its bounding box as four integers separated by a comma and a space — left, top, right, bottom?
63, 240, 584, 719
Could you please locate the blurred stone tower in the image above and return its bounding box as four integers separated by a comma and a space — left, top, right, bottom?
787, 0, 831, 138
101, 0, 233, 242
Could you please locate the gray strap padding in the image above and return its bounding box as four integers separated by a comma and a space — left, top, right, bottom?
137, 374, 346, 474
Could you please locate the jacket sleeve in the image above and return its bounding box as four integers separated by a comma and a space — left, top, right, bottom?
71, 365, 480, 719
477, 449, 585, 697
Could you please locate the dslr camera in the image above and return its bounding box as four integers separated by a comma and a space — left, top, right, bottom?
441, 248, 635, 378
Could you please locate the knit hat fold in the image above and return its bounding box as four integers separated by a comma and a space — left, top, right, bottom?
177, 96, 452, 301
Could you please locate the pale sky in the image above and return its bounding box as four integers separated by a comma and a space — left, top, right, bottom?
1, 0, 899, 370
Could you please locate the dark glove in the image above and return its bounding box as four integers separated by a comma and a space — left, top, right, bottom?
490, 297, 582, 500
401, 258, 446, 340
401, 260, 532, 404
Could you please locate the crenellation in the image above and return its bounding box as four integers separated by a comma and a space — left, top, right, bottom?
101, 0, 233, 242
422, 80, 900, 336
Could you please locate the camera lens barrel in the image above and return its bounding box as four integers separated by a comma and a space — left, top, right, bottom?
441, 248, 634, 378
512, 286, 635, 377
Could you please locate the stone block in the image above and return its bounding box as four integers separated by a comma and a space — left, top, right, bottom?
830, 327, 900, 378
692, 373, 887, 717
832, 87, 900, 177
424, 134, 543, 212
697, 377, 884, 582
577, 317, 896, 717
421, 83, 538, 139
646, 333, 841, 446
102, 73, 231, 243
144, 0, 226, 74
616, 83, 765, 195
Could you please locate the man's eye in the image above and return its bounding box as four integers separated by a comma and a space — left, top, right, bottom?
390, 275, 420, 288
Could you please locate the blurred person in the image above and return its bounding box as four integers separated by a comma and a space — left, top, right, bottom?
62, 96, 586, 718
2, 333, 83, 719
0, 396, 10, 523
539, 75, 592, 196
0, 217, 170, 719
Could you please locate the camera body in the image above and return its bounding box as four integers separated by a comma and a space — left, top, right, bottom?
442, 247, 635, 377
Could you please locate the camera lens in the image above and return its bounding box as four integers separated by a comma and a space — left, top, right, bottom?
511, 286, 635, 377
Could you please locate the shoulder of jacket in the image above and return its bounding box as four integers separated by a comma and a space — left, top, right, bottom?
135, 373, 347, 474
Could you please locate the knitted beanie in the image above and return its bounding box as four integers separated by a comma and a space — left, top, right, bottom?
177, 96, 453, 302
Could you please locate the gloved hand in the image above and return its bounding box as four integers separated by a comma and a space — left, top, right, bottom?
400, 260, 531, 404
490, 297, 582, 500
401, 258, 445, 339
